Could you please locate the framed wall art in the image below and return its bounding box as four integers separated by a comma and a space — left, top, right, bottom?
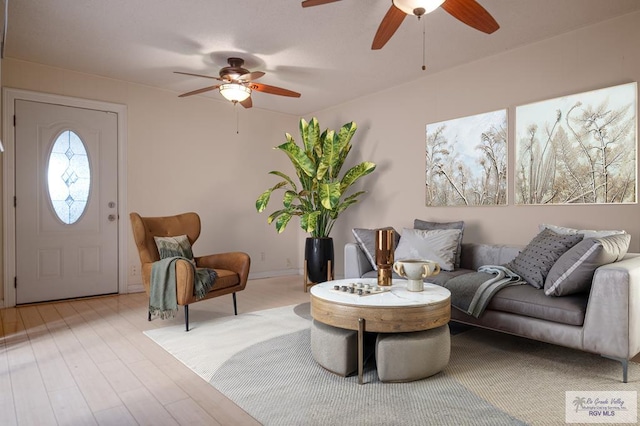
515, 82, 637, 205
426, 109, 507, 206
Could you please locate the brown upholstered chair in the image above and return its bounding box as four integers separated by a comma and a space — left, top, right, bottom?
130, 212, 250, 331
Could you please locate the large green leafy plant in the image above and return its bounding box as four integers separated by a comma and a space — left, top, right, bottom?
256, 117, 376, 238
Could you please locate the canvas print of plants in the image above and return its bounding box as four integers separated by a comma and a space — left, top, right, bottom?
515, 82, 637, 204
426, 109, 507, 206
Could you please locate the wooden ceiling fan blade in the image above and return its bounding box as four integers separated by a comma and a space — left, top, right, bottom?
249, 83, 301, 98
178, 85, 220, 97
240, 97, 253, 108
174, 71, 223, 81
441, 0, 499, 34
301, 0, 341, 7
371, 5, 407, 50
238, 71, 265, 82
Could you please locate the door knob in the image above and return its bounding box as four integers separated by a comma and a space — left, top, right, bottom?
108, 214, 117, 222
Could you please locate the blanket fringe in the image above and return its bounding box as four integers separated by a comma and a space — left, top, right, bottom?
149, 305, 178, 320
195, 268, 217, 300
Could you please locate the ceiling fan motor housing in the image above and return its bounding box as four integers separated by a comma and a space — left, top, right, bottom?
220, 57, 250, 80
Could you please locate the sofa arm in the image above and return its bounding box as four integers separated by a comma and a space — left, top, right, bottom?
344, 243, 374, 279
583, 254, 640, 360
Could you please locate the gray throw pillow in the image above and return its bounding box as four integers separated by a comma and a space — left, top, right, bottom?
394, 228, 462, 271
352, 227, 401, 270
154, 235, 194, 260
414, 219, 464, 269
544, 233, 631, 296
506, 228, 583, 289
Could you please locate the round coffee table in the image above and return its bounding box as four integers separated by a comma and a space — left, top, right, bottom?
310, 278, 451, 384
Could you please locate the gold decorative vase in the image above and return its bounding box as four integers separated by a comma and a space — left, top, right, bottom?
375, 229, 394, 286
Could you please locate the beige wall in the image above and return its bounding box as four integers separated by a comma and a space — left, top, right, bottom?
2, 59, 302, 299
1, 10, 639, 301
311, 10, 640, 273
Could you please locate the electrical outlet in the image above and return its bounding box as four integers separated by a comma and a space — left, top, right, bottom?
260, 252, 266, 261
130, 264, 138, 276
286, 258, 292, 267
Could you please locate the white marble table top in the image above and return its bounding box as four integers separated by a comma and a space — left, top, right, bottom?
310, 278, 451, 308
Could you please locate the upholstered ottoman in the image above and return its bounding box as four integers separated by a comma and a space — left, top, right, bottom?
310, 319, 358, 376
375, 325, 450, 382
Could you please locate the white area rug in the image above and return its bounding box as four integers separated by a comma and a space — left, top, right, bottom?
144, 304, 311, 381
144, 303, 639, 425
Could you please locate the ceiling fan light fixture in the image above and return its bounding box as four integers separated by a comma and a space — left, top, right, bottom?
219, 83, 251, 102
393, 0, 445, 16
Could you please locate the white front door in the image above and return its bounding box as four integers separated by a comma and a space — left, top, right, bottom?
15, 100, 119, 304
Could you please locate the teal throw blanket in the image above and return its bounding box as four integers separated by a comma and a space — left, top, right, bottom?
149, 257, 217, 319
443, 265, 524, 318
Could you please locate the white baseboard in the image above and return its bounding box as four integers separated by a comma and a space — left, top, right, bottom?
249, 269, 344, 281
126, 284, 145, 293
249, 268, 301, 280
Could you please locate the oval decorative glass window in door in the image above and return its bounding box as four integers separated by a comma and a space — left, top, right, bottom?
47, 130, 91, 225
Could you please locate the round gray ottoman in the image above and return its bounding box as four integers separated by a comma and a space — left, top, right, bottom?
310, 319, 358, 376
375, 324, 450, 382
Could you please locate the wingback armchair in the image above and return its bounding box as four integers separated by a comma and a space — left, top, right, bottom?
130, 212, 251, 331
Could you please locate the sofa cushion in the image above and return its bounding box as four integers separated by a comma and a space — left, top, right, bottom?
352, 227, 401, 271
539, 223, 626, 239
395, 228, 462, 271
544, 233, 631, 296
487, 285, 588, 326
414, 219, 464, 269
506, 228, 583, 289
459, 243, 521, 271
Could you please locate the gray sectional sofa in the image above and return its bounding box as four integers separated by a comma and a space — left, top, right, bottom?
344, 241, 640, 382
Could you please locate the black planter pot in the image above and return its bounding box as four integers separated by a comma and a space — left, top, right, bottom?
304, 237, 334, 283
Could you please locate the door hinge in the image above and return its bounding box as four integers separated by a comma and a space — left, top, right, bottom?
14, 276, 17, 288
13, 115, 16, 126
13, 196, 16, 207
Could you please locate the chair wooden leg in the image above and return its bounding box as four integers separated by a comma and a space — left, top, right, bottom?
184, 305, 190, 332
233, 292, 238, 315
148, 310, 151, 321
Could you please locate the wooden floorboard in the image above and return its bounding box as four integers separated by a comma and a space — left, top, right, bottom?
0, 274, 309, 425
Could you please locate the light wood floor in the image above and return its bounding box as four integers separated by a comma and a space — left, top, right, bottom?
0, 275, 310, 426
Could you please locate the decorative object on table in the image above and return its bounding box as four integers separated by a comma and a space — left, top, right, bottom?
255, 117, 376, 291
375, 228, 394, 286
393, 259, 441, 292
426, 109, 507, 206
331, 282, 390, 297
515, 81, 636, 205
352, 226, 401, 271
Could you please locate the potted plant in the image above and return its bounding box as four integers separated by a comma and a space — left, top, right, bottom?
255, 117, 376, 284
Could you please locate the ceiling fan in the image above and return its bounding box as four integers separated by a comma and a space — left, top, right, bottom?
174, 57, 301, 108
301, 0, 499, 50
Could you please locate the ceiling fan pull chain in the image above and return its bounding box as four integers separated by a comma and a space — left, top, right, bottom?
236, 104, 240, 134
422, 17, 426, 71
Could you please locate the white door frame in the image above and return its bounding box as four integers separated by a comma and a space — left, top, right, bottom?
2, 88, 128, 308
